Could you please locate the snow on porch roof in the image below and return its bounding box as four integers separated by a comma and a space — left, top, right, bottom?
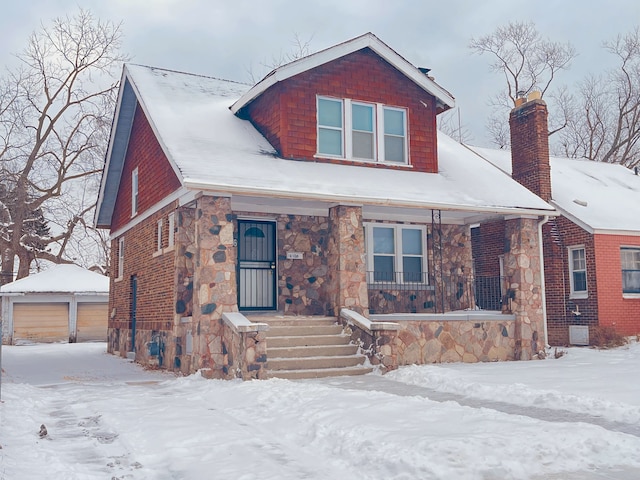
96, 64, 555, 227
468, 145, 640, 234
0, 264, 109, 294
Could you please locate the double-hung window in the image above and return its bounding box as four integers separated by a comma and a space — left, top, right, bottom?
366, 224, 426, 283
568, 246, 587, 297
317, 96, 407, 164
621, 247, 640, 294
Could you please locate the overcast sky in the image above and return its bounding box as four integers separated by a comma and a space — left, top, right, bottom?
1, 0, 639, 146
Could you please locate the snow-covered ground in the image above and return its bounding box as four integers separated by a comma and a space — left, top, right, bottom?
1, 342, 639, 480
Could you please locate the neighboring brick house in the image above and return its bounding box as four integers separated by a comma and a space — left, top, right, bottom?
470, 94, 640, 346
95, 33, 557, 379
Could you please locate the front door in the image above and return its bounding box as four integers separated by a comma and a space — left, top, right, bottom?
237, 220, 276, 310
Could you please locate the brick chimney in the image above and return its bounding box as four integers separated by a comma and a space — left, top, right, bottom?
509, 93, 552, 202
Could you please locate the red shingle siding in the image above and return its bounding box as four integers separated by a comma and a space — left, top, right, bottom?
110, 104, 182, 233
109, 204, 177, 351
245, 48, 439, 173
509, 99, 552, 202
594, 234, 640, 336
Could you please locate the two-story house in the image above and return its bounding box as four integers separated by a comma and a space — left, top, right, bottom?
95, 33, 556, 379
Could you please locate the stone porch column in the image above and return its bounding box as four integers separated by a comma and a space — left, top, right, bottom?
327, 205, 369, 317
191, 196, 238, 376
503, 217, 544, 359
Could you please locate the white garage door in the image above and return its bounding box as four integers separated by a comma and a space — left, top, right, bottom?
76, 303, 108, 342
13, 303, 69, 343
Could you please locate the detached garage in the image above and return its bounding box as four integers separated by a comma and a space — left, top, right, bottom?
1, 264, 109, 345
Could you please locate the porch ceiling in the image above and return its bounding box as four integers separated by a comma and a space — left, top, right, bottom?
231, 195, 513, 225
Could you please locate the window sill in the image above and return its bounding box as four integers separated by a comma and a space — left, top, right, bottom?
114, 276, 123, 283
623, 293, 640, 299
152, 250, 163, 258
313, 154, 412, 168
569, 293, 588, 300
164, 245, 175, 254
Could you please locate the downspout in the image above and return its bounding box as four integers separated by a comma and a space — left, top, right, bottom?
538, 215, 550, 349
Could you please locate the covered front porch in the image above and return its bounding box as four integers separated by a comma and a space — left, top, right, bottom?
172, 193, 546, 379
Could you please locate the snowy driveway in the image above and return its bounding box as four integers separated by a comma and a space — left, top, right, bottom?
1, 342, 640, 479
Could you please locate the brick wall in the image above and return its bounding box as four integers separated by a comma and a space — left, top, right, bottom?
111, 104, 182, 232
244, 48, 439, 173
594, 234, 640, 336
108, 203, 178, 360
471, 221, 505, 277
543, 216, 598, 345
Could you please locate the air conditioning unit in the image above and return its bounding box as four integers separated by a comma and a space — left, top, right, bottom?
569, 325, 589, 346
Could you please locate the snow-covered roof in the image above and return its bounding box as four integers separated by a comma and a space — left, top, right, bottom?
230, 32, 456, 115
0, 264, 109, 294
95, 63, 556, 228
468, 145, 640, 234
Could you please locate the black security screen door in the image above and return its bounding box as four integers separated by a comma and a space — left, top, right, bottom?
237, 220, 276, 310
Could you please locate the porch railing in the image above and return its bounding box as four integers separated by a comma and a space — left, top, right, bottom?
366, 271, 509, 314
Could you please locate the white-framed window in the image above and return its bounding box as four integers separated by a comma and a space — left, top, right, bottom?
317, 96, 408, 164
168, 212, 175, 248
131, 167, 139, 216
156, 218, 163, 253
568, 246, 587, 298
365, 223, 426, 283
117, 237, 125, 280
621, 247, 640, 294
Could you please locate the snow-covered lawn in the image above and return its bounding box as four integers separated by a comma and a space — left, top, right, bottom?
1, 342, 639, 480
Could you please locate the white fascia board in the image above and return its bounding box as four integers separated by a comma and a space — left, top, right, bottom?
183, 179, 556, 218
593, 229, 640, 237
550, 201, 595, 234
230, 33, 455, 114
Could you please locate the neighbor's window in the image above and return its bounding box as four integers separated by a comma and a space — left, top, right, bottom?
317, 96, 408, 164
131, 167, 139, 216
366, 224, 426, 283
621, 247, 640, 294
168, 212, 175, 248
568, 246, 587, 297
117, 237, 125, 279
156, 218, 163, 253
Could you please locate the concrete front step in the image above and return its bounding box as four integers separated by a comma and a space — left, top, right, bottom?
266, 324, 343, 337
267, 334, 352, 348
268, 354, 366, 371
269, 344, 358, 358
269, 365, 374, 380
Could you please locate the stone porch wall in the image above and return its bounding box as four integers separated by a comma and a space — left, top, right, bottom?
343, 310, 517, 371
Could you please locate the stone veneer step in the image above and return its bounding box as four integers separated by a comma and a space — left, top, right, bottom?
268, 344, 358, 359
269, 366, 373, 380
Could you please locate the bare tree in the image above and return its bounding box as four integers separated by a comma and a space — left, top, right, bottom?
0, 9, 127, 284
437, 107, 475, 144
469, 21, 577, 146
558, 28, 640, 167
246, 33, 314, 83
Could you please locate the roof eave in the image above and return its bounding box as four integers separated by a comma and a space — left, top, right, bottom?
182, 179, 556, 218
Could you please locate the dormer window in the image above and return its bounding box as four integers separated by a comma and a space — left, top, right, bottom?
317, 96, 407, 164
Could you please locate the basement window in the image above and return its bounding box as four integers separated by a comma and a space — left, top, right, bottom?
621, 247, 640, 295
568, 246, 587, 298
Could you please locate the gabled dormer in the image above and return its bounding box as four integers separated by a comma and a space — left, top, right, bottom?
231, 33, 455, 173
